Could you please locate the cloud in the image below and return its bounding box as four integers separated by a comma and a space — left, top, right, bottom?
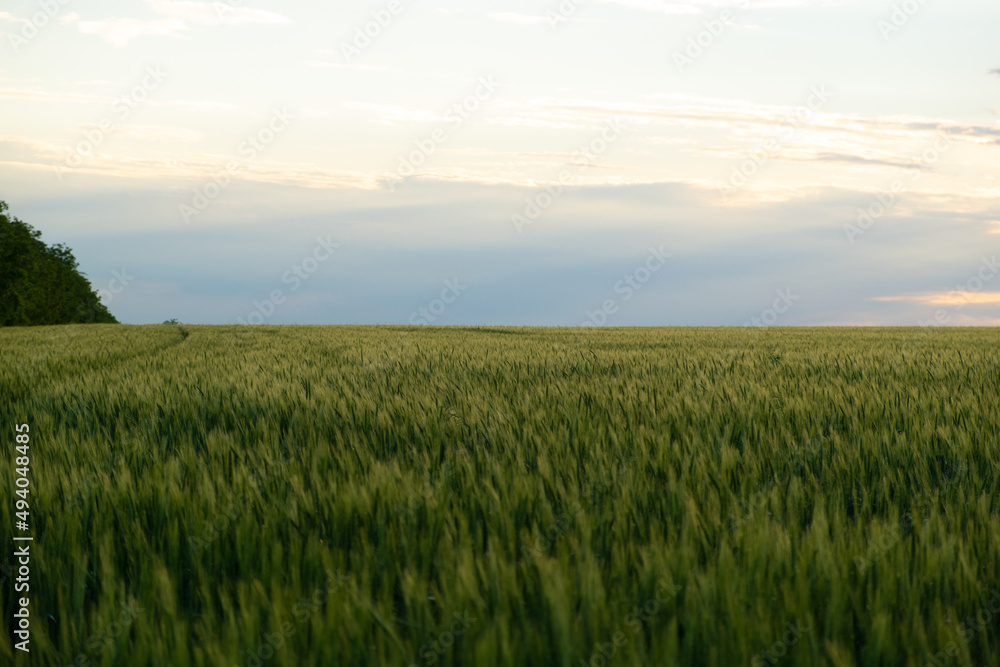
62, 0, 289, 46
597, 0, 839, 14
991, 69, 1000, 77
147, 1, 289, 26
0, 134, 378, 190
486, 12, 552, 24
485, 0, 827, 23
873, 292, 1000, 307
4, 81, 996, 198
870, 290, 1000, 324
597, 1, 701, 15
93, 124, 203, 142
785, 151, 919, 169
692, 144, 921, 170
0, 86, 110, 104
0, 11, 29, 25
155, 99, 237, 111
0, 85, 236, 112
2, 122, 201, 147
341, 102, 444, 125
305, 61, 392, 72
483, 95, 1000, 170
62, 14, 187, 47
11, 177, 993, 327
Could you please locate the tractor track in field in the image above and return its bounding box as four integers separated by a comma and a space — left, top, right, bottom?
0, 325, 191, 407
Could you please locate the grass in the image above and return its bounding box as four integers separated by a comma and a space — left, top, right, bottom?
1, 324, 998, 666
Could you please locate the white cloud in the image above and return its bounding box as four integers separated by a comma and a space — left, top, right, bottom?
341, 102, 444, 125
0, 85, 236, 112
0, 11, 29, 25
598, 1, 700, 15
153, 99, 238, 111
305, 61, 392, 72
0, 86, 110, 104
598, 0, 843, 13
64, 14, 187, 47
486, 12, 551, 24
62, 1, 289, 46
0, 134, 378, 190
490, 95, 1000, 152
90, 124, 203, 142
147, 1, 289, 26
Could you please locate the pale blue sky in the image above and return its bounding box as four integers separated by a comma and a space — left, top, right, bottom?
1, 0, 998, 325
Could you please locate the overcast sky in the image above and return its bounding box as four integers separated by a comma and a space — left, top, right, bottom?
1, 0, 998, 325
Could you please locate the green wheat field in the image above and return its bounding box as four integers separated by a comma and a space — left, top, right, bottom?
1, 325, 999, 667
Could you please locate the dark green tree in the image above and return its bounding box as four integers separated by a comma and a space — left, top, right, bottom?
0, 200, 118, 326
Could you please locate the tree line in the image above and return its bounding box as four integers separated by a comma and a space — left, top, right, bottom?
0, 200, 117, 326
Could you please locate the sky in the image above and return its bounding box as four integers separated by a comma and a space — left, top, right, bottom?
1, 0, 998, 326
